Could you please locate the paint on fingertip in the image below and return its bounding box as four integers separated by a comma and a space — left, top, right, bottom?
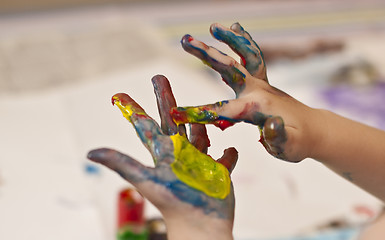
112, 97, 148, 125
113, 98, 135, 122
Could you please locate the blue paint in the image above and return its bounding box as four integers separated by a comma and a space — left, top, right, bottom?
211, 23, 267, 78
215, 111, 270, 128
148, 173, 232, 218
181, 34, 246, 94
211, 25, 252, 46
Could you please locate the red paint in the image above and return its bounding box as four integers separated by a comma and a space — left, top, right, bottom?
234, 102, 257, 119
258, 131, 265, 143
170, 108, 188, 124
240, 56, 246, 66
187, 35, 194, 42
145, 131, 153, 139
354, 205, 376, 218
112, 93, 131, 106
214, 120, 234, 131
202, 42, 210, 50
118, 188, 145, 228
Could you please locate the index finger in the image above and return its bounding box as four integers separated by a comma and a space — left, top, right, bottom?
112, 93, 166, 163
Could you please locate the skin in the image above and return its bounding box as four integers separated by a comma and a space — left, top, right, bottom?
88, 75, 237, 240
359, 210, 385, 239
172, 22, 385, 203
173, 22, 317, 162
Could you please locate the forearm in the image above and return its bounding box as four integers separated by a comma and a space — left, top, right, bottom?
311, 109, 385, 201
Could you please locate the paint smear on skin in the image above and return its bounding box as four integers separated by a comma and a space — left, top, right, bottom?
170, 133, 231, 199
210, 24, 266, 78
170, 101, 236, 130
112, 96, 231, 199
112, 96, 147, 123
170, 101, 272, 130
182, 35, 246, 94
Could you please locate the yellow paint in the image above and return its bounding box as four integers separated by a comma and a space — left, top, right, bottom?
113, 97, 146, 122
113, 96, 231, 199
170, 133, 231, 199
113, 98, 134, 122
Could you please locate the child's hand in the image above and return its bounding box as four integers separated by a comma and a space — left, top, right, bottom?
171, 23, 320, 162
88, 75, 236, 240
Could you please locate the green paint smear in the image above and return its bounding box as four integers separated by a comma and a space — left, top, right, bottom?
170, 134, 231, 199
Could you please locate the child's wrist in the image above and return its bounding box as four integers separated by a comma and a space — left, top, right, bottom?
163, 209, 233, 240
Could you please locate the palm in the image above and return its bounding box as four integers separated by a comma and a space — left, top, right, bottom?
88, 75, 237, 220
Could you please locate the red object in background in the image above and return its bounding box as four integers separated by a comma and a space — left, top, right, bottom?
118, 188, 145, 228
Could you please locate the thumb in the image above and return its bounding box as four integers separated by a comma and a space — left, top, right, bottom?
260, 116, 287, 160
87, 148, 154, 184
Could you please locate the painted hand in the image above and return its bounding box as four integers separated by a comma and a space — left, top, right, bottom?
171, 23, 317, 162
87, 75, 237, 239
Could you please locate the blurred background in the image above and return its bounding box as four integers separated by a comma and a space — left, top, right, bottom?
1, 0, 385, 239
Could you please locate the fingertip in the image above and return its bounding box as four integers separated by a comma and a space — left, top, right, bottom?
263, 116, 286, 145
225, 147, 238, 156
218, 147, 239, 174
87, 148, 112, 163
209, 23, 219, 34
87, 150, 97, 160
151, 74, 167, 85
210, 23, 226, 40
181, 34, 193, 46
230, 22, 244, 33
151, 74, 170, 93
112, 93, 130, 106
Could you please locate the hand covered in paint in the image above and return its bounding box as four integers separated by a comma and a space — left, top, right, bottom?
172, 23, 319, 162
88, 75, 237, 240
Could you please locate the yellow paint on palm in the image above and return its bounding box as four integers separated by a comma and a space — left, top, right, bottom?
170, 133, 231, 199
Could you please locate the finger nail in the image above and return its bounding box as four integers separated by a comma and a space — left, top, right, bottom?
181, 34, 193, 45
112, 93, 131, 106
230, 22, 244, 33
263, 116, 286, 144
